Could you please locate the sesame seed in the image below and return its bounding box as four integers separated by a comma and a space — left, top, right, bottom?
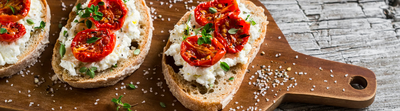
74, 107, 77, 110
324, 80, 327, 82
326, 87, 329, 89
330, 74, 334, 77
310, 88, 314, 91
342, 89, 345, 92
334, 80, 337, 83
345, 74, 348, 77
312, 85, 315, 88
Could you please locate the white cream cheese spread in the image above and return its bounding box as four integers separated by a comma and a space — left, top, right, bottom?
165, 0, 262, 88
58, 0, 141, 76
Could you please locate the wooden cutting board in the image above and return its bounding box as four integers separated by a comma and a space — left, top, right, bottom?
0, 0, 376, 110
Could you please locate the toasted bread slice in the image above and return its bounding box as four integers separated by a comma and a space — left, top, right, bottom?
0, 0, 51, 78
51, 0, 153, 88
162, 0, 268, 110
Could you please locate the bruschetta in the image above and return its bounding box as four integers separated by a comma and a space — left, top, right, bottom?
162, 0, 268, 110
52, 0, 153, 88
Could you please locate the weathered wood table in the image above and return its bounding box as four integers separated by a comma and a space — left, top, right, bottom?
263, 0, 400, 110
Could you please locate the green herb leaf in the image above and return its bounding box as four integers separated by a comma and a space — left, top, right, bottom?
81, 11, 91, 18
228, 28, 238, 34
128, 109, 132, 111
197, 35, 212, 45
187, 14, 192, 24
35, 21, 46, 29
86, 20, 92, 29
250, 19, 256, 25
209, 84, 214, 88
111, 98, 118, 103
133, 49, 140, 55
98, 1, 105, 6
112, 64, 117, 68
74, 20, 79, 23
128, 84, 136, 89
116, 106, 120, 111
203, 23, 213, 33
118, 95, 123, 101
27, 19, 34, 25
85, 67, 97, 78
160, 102, 166, 108
245, 15, 250, 21
63, 31, 68, 37
86, 69, 95, 78
59, 43, 66, 58
79, 67, 87, 73
76, 3, 83, 10
123, 103, 131, 108
182, 34, 187, 40
0, 28, 7, 34
220, 62, 230, 72
209, 7, 217, 14
229, 77, 234, 80
86, 37, 101, 43
123, 0, 130, 3
9, 6, 15, 14
90, 67, 97, 72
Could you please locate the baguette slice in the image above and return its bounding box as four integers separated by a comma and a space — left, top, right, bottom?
162, 0, 268, 110
0, 0, 51, 78
51, 0, 153, 88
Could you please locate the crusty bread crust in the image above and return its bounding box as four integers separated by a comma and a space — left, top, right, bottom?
161, 0, 268, 110
51, 0, 153, 88
0, 0, 51, 78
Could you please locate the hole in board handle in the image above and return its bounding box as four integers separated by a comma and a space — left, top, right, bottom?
350, 76, 367, 90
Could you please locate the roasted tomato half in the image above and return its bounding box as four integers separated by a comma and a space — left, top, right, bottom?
214, 13, 250, 53
0, 21, 26, 42
194, 0, 239, 26
88, 0, 128, 30
0, 0, 31, 22
181, 35, 226, 67
71, 29, 116, 63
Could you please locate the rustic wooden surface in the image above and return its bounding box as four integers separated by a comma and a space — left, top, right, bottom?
0, 0, 387, 110
262, 0, 400, 110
